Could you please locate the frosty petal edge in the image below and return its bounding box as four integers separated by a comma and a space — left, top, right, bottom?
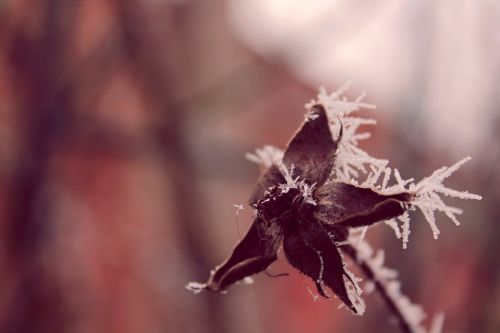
193, 220, 281, 293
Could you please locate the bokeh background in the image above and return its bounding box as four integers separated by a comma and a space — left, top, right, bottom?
0, 1, 498, 332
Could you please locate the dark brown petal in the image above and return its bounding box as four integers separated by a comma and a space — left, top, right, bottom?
249, 164, 285, 207
316, 182, 412, 228
206, 219, 282, 292
282, 104, 339, 187
282, 220, 358, 313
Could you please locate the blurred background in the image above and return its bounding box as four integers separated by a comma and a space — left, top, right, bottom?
0, 0, 498, 332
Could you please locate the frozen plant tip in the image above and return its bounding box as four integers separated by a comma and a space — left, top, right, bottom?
187, 86, 481, 332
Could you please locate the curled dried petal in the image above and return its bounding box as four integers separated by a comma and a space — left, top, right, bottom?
316, 182, 412, 228
282, 219, 358, 313
283, 104, 339, 187
205, 220, 282, 292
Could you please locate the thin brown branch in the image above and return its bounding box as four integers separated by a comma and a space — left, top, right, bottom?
342, 244, 414, 333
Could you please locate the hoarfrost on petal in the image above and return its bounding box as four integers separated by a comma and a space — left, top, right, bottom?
342, 260, 365, 315
307, 286, 320, 302
243, 277, 254, 285
384, 219, 402, 239
185, 281, 206, 294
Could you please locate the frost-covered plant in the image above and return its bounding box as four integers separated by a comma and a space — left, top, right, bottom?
187, 85, 481, 333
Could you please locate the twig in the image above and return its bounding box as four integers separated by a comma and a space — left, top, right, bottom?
342, 244, 414, 333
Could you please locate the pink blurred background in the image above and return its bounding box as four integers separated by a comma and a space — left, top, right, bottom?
0, 1, 498, 332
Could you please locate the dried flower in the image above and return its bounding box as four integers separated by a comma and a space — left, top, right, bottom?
188, 104, 413, 313
187, 86, 481, 329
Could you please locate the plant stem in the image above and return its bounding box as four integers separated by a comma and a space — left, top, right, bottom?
342, 244, 415, 333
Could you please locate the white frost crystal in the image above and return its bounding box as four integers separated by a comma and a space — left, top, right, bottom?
409, 157, 482, 239
185, 281, 207, 294
306, 86, 482, 248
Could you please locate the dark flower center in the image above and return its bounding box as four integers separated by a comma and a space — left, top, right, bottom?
257, 186, 316, 226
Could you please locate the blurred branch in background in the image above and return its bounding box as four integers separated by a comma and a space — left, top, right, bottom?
2, 1, 78, 331
1, 0, 229, 332
113, 1, 228, 332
